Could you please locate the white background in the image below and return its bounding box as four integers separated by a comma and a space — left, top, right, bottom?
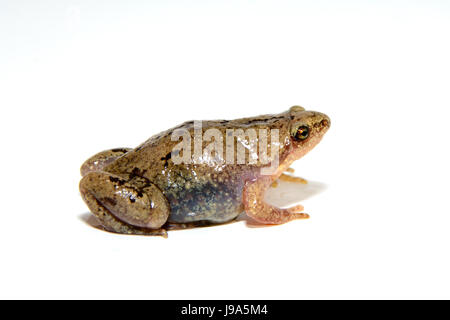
1, 1, 449, 299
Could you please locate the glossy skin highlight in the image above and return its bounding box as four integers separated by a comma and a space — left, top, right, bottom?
79, 106, 330, 236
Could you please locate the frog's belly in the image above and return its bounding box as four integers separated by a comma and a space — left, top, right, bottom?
163, 179, 245, 224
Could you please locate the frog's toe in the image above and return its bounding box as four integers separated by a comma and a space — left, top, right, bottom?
79, 171, 170, 231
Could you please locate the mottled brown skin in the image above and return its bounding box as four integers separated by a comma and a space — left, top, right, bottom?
79, 106, 330, 236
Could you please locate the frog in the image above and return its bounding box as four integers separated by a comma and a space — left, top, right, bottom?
79, 106, 330, 237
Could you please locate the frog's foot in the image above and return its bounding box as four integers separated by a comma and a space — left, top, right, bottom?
79, 171, 170, 236
279, 173, 308, 184
281, 167, 307, 183
81, 148, 132, 177
243, 179, 309, 224
271, 173, 307, 188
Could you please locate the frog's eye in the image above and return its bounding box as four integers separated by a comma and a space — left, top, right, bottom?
294, 125, 310, 141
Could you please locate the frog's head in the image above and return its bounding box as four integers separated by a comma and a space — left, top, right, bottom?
284, 105, 331, 161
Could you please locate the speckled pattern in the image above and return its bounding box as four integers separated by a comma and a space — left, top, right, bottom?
79, 106, 330, 236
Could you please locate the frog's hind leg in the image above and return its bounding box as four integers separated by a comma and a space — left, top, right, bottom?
79, 171, 170, 236
81, 189, 168, 237
81, 148, 132, 176
243, 179, 309, 224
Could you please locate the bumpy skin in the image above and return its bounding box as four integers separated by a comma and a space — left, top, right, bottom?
79, 106, 330, 236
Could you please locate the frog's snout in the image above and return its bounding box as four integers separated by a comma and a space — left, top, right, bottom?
322, 116, 330, 130
314, 112, 331, 131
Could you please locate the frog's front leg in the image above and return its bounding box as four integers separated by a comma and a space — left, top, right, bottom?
81, 148, 132, 177
79, 171, 170, 236
243, 178, 309, 224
